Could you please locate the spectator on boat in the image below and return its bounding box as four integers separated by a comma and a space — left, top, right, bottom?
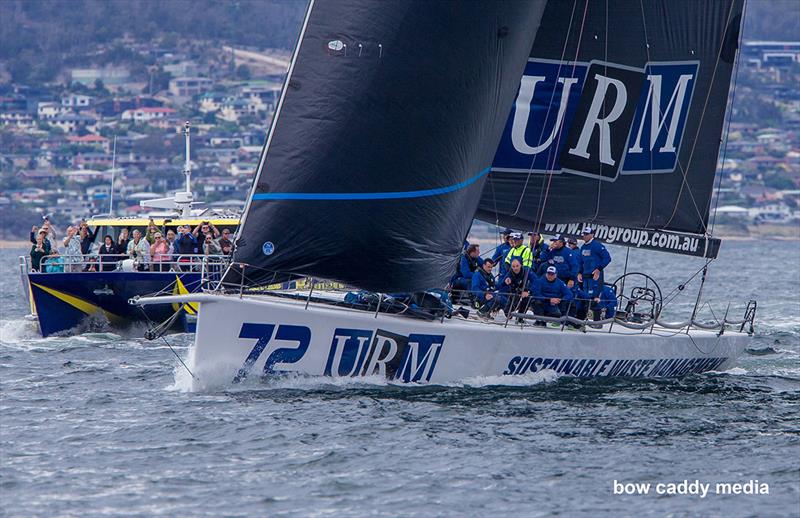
491, 229, 514, 277
150, 232, 172, 272
218, 229, 234, 255
451, 243, 481, 293
193, 221, 220, 244
175, 225, 198, 255
117, 228, 130, 254
145, 219, 160, 245
175, 225, 199, 270
538, 235, 578, 286
577, 227, 611, 296
62, 226, 82, 273
30, 233, 49, 272
203, 233, 222, 256
83, 256, 98, 272
127, 229, 151, 271
528, 231, 547, 270
471, 258, 505, 317
30, 224, 54, 249
531, 265, 573, 326
504, 233, 532, 275
499, 258, 532, 317
165, 229, 178, 258
78, 222, 97, 255
43, 250, 64, 273
99, 235, 118, 272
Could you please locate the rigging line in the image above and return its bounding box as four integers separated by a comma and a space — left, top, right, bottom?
710, 0, 747, 235
531, 0, 590, 233
589, 0, 610, 223
511, 0, 580, 218
664, 0, 738, 232
161, 335, 198, 381
661, 259, 712, 309
639, 0, 656, 229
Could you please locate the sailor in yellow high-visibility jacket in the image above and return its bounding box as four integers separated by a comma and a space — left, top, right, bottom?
503, 232, 533, 273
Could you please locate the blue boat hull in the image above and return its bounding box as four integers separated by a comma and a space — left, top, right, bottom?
27, 271, 202, 337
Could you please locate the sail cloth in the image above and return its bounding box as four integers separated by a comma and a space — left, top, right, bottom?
227, 0, 547, 292
478, 0, 744, 244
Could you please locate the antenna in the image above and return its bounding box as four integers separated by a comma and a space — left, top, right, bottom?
183, 121, 191, 195
138, 120, 195, 217
109, 135, 117, 215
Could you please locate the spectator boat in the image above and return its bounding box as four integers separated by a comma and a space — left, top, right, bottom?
134, 0, 755, 389
20, 123, 240, 337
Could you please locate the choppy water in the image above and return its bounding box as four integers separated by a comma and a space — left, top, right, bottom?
1, 243, 798, 516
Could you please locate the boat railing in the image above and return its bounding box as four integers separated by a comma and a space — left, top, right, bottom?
19, 253, 231, 275
205, 266, 756, 336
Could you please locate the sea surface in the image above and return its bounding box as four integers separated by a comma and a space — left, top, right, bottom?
1, 242, 798, 517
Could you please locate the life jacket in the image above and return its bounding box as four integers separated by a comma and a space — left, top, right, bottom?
478, 268, 495, 290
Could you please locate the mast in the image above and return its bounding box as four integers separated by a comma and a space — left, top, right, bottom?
183, 121, 191, 197
139, 120, 195, 217
109, 134, 117, 215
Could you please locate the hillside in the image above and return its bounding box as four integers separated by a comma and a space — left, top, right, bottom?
0, 0, 306, 83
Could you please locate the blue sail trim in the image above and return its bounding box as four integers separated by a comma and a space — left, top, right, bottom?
251, 167, 491, 201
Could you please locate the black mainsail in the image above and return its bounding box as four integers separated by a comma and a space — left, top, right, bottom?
479, 0, 744, 257
228, 0, 547, 292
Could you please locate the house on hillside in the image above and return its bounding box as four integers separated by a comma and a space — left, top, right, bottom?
121, 107, 177, 123
169, 77, 213, 98
50, 114, 97, 134
61, 94, 94, 109
66, 135, 111, 153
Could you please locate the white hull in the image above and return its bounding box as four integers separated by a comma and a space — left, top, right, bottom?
144, 293, 749, 390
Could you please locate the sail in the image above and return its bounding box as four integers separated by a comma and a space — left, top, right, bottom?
227, 0, 547, 292
478, 0, 744, 242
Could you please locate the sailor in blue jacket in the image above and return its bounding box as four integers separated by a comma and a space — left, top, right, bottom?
491, 228, 514, 277
471, 258, 506, 316
451, 243, 481, 292
577, 226, 611, 295
532, 266, 573, 322
538, 234, 578, 285
498, 258, 532, 315
586, 283, 618, 320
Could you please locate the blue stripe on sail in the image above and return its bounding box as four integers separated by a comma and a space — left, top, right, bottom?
251, 167, 491, 201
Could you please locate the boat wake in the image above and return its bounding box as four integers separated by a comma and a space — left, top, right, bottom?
0, 318, 44, 344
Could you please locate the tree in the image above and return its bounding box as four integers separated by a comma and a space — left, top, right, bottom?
236, 64, 251, 80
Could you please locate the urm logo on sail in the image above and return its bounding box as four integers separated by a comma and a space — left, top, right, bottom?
492, 59, 699, 181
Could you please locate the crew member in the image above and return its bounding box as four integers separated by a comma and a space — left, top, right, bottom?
531, 265, 573, 326
528, 231, 547, 270
471, 258, 505, 317
504, 233, 532, 275
577, 226, 611, 296
587, 283, 618, 321
538, 234, 578, 286
491, 228, 514, 277
499, 258, 532, 317
451, 243, 481, 293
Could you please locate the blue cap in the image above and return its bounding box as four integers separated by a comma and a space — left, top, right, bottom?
501, 228, 514, 235
582, 226, 595, 234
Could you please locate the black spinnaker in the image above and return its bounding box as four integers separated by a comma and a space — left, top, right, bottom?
226, 0, 547, 292
479, 0, 744, 253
